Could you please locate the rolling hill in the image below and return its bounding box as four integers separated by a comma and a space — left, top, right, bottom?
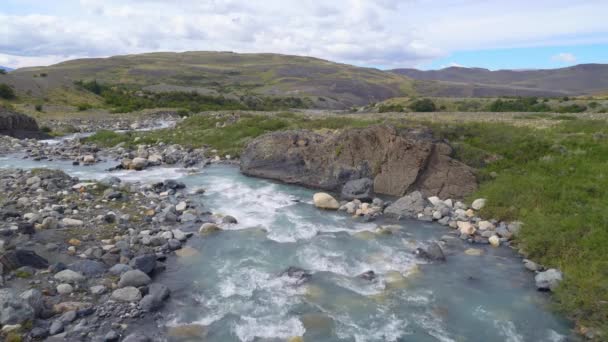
391, 64, 608, 96
0, 51, 415, 109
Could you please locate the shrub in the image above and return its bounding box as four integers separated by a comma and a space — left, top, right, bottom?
487, 97, 552, 112
77, 103, 93, 111
409, 98, 436, 112
557, 104, 587, 113
378, 103, 405, 113
35, 104, 43, 111
0, 69, 6, 75
0, 83, 15, 99
40, 126, 52, 133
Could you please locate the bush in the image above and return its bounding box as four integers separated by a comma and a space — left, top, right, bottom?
0, 83, 15, 99
409, 98, 436, 112
557, 104, 587, 113
0, 69, 6, 75
40, 126, 52, 133
35, 104, 43, 112
487, 97, 552, 112
378, 103, 405, 113
77, 103, 93, 111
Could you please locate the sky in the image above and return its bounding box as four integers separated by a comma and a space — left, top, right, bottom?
1, 0, 607, 70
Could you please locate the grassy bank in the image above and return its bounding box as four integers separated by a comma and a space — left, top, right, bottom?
87, 112, 608, 335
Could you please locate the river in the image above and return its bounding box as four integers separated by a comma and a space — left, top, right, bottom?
0, 137, 574, 341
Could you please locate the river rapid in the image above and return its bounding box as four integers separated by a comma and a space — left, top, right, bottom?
0, 134, 575, 341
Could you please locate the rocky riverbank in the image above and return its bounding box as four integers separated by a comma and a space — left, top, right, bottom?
0, 166, 241, 341
312, 190, 563, 293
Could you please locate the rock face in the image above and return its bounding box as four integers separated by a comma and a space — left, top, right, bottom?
240, 125, 477, 198
0, 107, 50, 139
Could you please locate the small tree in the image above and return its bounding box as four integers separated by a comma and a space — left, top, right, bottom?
0, 83, 15, 99
409, 98, 436, 112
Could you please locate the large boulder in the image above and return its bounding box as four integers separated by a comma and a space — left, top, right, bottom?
535, 269, 563, 291
0, 249, 49, 272
0, 107, 50, 139
384, 191, 427, 218
240, 125, 476, 198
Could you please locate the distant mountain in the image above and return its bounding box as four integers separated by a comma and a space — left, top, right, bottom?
390, 64, 608, 96
0, 66, 13, 72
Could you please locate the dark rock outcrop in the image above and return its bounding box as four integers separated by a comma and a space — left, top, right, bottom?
240, 125, 477, 199
0, 107, 50, 139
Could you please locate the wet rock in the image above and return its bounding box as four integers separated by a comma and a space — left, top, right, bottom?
281, 266, 312, 285
384, 191, 427, 218
199, 223, 221, 235
457, 221, 476, 235
130, 157, 148, 170
341, 178, 373, 201
111, 287, 142, 302
118, 270, 151, 288
222, 215, 238, 224
414, 242, 446, 261
523, 259, 541, 272
139, 283, 170, 312
313, 193, 340, 210
358, 270, 376, 281
535, 269, 563, 291
464, 248, 483, 256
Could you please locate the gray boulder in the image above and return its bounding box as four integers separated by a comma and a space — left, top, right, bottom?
118, 270, 151, 288
414, 242, 446, 261
384, 191, 427, 218
68, 259, 107, 277
54, 269, 85, 283
123, 333, 151, 342
19, 288, 43, 316
130, 254, 156, 274
111, 287, 142, 302
0, 289, 35, 325
535, 268, 563, 291
341, 178, 373, 201
139, 283, 170, 312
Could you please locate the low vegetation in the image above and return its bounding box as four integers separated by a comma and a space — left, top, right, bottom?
87, 112, 608, 334
74, 80, 312, 113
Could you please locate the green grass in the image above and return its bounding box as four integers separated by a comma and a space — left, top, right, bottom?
86, 113, 380, 156
86, 112, 608, 334
428, 119, 608, 335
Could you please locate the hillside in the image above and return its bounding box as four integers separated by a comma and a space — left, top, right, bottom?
0, 51, 415, 109
391, 64, 608, 96
0, 66, 13, 72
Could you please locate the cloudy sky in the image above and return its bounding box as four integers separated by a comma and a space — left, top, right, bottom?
1, 0, 607, 70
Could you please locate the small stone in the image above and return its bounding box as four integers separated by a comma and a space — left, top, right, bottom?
118, 270, 152, 288
464, 248, 483, 256
199, 223, 221, 235
54, 269, 85, 283
523, 259, 541, 272
49, 320, 64, 335
478, 221, 495, 231
90, 285, 107, 295
62, 218, 84, 227
471, 198, 487, 210
457, 221, 476, 235
56, 283, 74, 295
111, 287, 142, 302
488, 235, 500, 247
175, 201, 187, 212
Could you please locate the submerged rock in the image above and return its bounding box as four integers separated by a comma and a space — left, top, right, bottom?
281, 266, 312, 285
414, 242, 446, 261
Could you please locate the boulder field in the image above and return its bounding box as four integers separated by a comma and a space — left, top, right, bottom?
240, 125, 477, 199
0, 107, 50, 139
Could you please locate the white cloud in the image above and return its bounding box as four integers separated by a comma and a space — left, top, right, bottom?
551, 52, 577, 64
0, 0, 607, 68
